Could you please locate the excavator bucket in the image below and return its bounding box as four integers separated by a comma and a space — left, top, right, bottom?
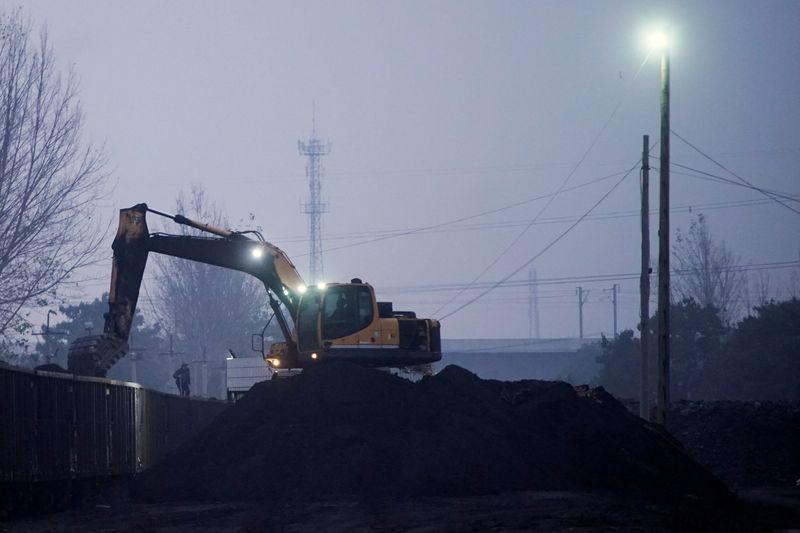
67, 205, 150, 377
67, 335, 129, 377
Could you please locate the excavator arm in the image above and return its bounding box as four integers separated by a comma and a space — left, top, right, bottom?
67, 203, 306, 377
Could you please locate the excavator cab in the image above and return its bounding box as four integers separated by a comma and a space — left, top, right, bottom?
295, 282, 373, 352
266, 280, 441, 369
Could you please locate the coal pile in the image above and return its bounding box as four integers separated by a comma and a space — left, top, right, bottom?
134, 363, 732, 504
669, 401, 800, 487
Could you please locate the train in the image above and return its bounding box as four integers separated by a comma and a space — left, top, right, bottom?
0, 361, 228, 516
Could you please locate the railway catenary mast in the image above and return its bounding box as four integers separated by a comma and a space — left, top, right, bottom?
298, 112, 331, 284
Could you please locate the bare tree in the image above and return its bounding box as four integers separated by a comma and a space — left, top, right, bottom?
742, 268, 773, 315
787, 250, 800, 299
152, 186, 270, 397
672, 214, 745, 324
789, 271, 800, 299
0, 11, 108, 346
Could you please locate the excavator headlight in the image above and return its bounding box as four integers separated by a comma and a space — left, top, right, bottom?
270, 358, 281, 367
311, 352, 318, 360
297, 284, 307, 294
316, 282, 326, 290
251, 247, 264, 259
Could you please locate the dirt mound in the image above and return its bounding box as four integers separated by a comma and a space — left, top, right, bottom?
669, 401, 800, 487
133, 363, 732, 504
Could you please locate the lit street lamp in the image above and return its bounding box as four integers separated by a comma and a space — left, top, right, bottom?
647, 27, 671, 426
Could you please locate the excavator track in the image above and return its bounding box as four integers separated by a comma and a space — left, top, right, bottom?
67, 335, 128, 377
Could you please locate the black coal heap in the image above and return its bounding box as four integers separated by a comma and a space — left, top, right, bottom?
134, 363, 731, 505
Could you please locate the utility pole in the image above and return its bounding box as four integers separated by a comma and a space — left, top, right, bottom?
298, 106, 331, 284
576, 286, 588, 338
656, 45, 671, 426
611, 283, 618, 337
528, 268, 540, 338
534, 270, 540, 338
640, 134, 651, 421
201, 347, 208, 397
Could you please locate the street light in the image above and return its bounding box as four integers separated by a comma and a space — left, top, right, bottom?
645, 26, 671, 426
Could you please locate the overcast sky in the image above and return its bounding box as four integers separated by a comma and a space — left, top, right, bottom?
20, 0, 800, 339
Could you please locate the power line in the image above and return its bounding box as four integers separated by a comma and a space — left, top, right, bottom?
65, 194, 774, 269
383, 259, 799, 295
300, 54, 654, 260
430, 53, 655, 317
671, 162, 800, 202
671, 129, 800, 215
416, 198, 771, 233
274, 196, 775, 246
296, 169, 627, 257
437, 161, 639, 320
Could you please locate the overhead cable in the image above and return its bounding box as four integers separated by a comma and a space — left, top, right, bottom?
671, 129, 800, 215
432, 53, 655, 317
437, 162, 639, 320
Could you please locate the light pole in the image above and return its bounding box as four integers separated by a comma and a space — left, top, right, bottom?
640, 134, 650, 421
648, 29, 671, 426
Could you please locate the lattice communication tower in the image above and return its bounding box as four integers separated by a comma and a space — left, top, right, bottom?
298, 121, 331, 283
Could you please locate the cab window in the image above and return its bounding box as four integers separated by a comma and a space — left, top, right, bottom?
358, 289, 373, 329
322, 286, 373, 339
296, 291, 321, 352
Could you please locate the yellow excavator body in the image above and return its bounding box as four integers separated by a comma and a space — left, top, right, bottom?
68, 203, 441, 377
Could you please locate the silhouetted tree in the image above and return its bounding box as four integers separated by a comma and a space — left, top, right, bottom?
673, 214, 744, 324
595, 297, 800, 401
594, 299, 726, 401
591, 330, 642, 398
720, 298, 800, 401
668, 299, 726, 399
151, 186, 275, 397
0, 10, 108, 346
743, 268, 772, 312
29, 293, 160, 370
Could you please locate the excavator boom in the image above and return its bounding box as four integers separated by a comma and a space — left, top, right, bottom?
68, 204, 305, 376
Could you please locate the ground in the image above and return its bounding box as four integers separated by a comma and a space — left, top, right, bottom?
4, 374, 800, 532
4, 488, 800, 532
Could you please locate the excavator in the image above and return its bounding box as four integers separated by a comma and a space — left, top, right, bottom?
67, 203, 442, 377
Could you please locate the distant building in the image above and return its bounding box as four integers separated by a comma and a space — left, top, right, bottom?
438, 338, 600, 384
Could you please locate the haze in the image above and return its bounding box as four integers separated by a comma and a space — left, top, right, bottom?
21, 0, 800, 339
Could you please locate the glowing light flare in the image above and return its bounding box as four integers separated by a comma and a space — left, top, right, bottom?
251, 247, 264, 259
311, 352, 318, 360
641, 24, 672, 52
647, 30, 669, 50
297, 284, 307, 294
316, 282, 327, 290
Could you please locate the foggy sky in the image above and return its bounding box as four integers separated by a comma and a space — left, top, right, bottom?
21, 0, 800, 339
